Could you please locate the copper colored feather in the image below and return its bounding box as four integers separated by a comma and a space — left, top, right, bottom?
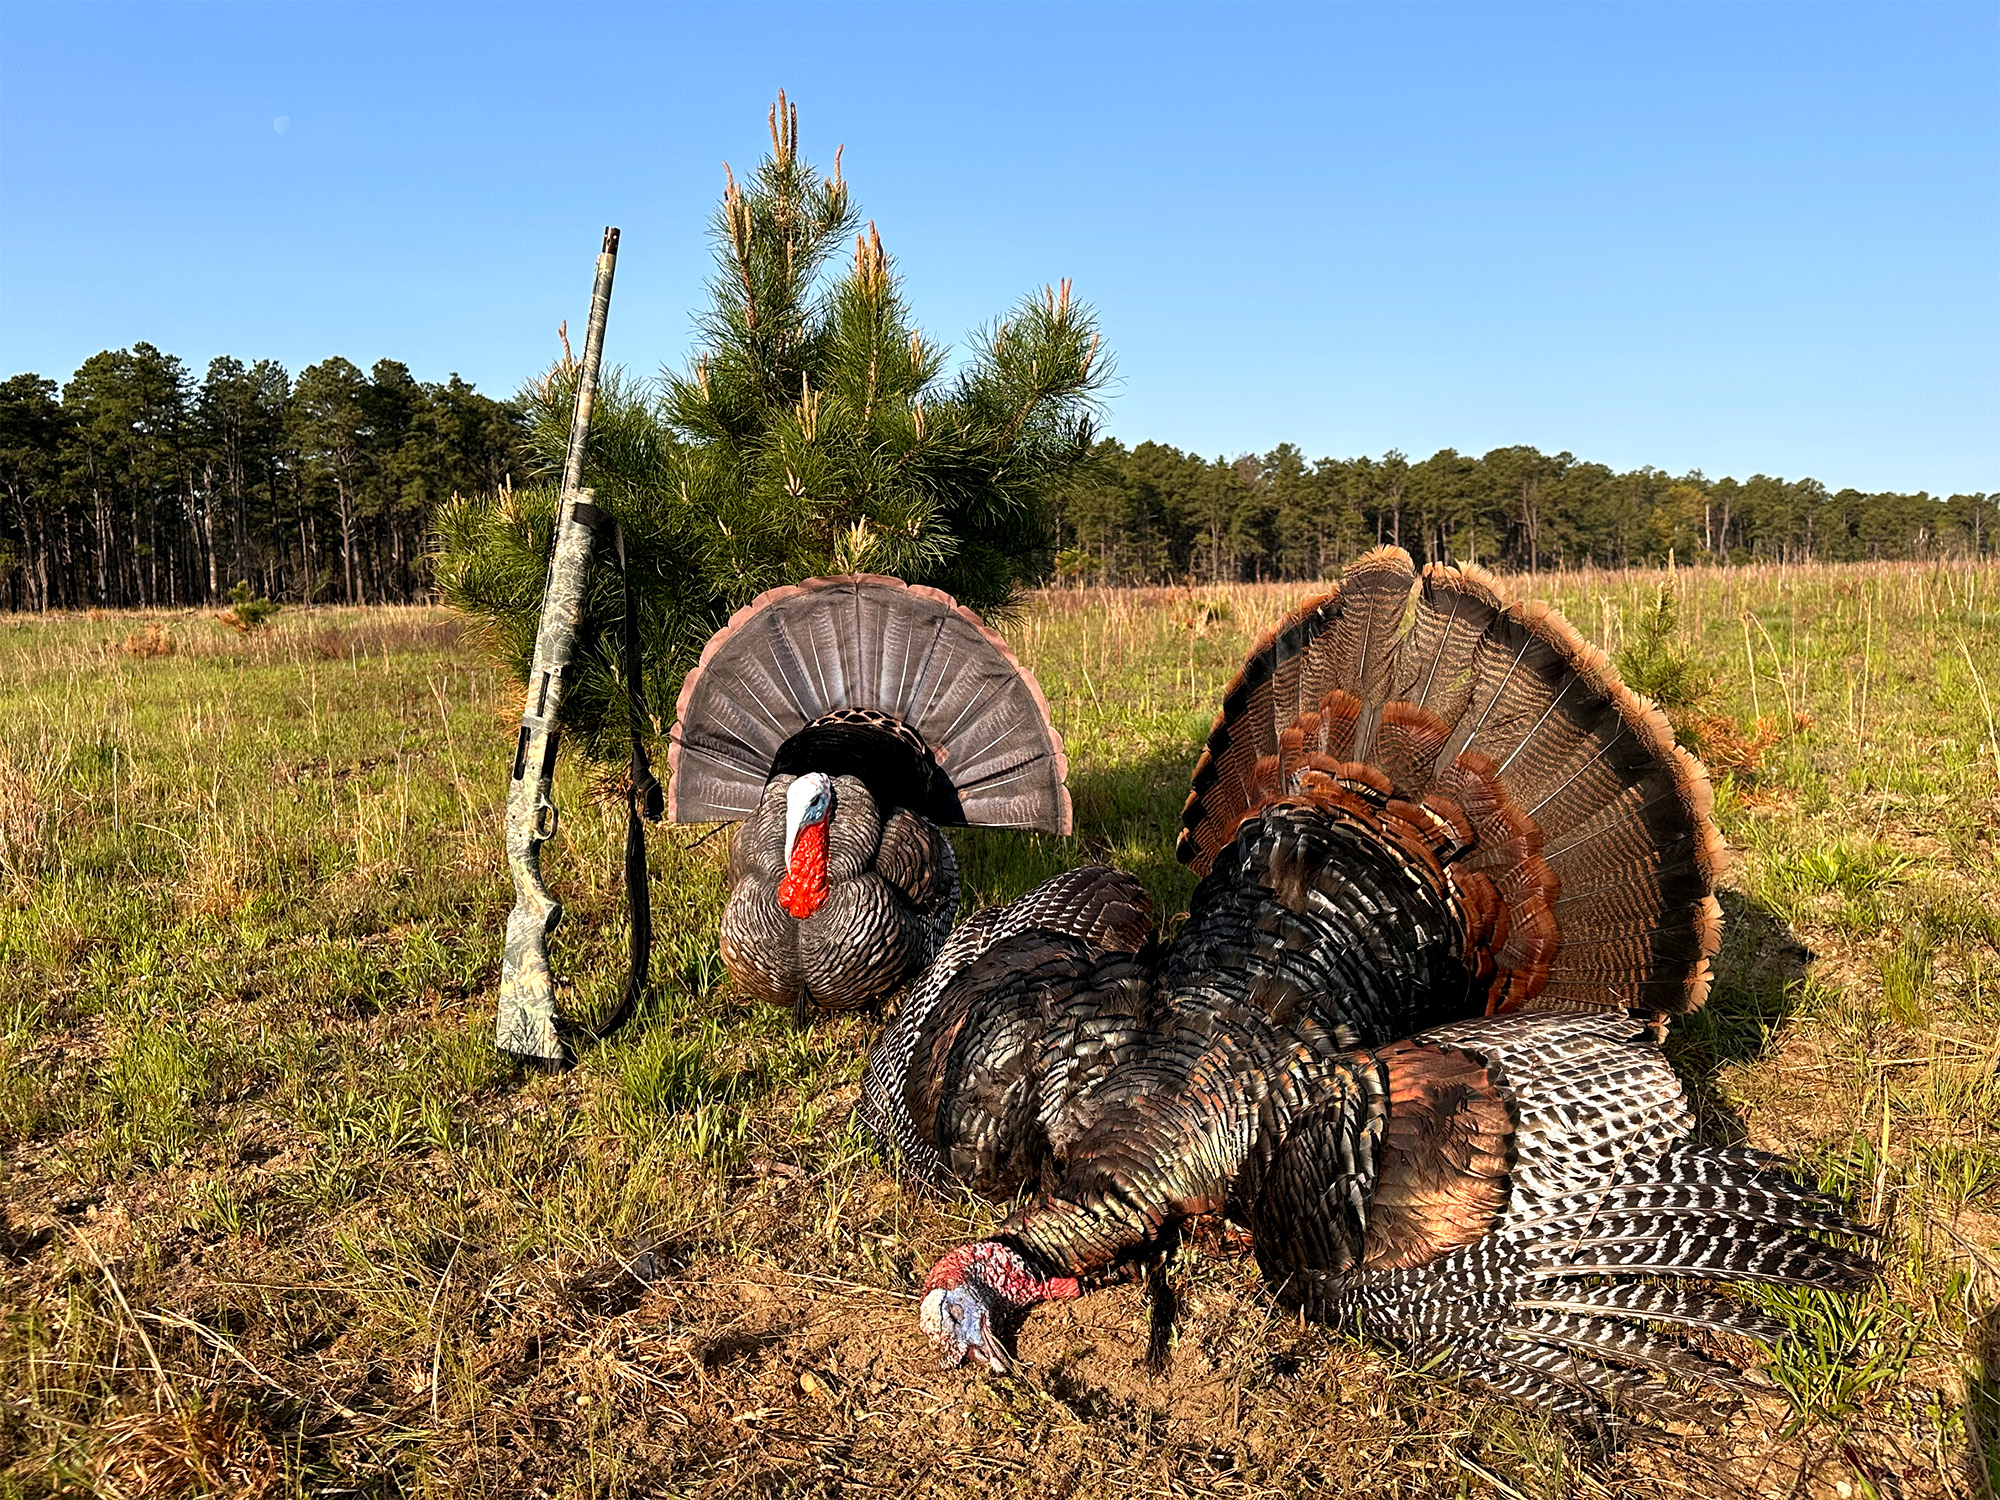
1178, 548, 1723, 1018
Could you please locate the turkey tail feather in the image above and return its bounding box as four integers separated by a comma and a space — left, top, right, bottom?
1255, 1014, 1876, 1435
1178, 548, 1723, 1017
671, 575, 1070, 832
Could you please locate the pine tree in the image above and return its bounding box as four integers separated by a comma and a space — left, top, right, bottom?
0, 374, 70, 610
432, 92, 1110, 762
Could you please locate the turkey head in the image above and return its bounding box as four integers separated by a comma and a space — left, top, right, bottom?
671, 575, 1071, 1024
776, 772, 836, 919
918, 1241, 1080, 1371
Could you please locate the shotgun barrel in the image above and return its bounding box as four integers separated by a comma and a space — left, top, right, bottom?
495, 226, 619, 1063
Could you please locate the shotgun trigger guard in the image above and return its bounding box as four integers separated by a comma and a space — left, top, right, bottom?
534, 797, 559, 842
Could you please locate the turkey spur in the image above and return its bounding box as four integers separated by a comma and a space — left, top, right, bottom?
669, 574, 1070, 1024
859, 547, 1872, 1430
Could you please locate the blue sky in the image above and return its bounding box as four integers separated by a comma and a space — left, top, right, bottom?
2, 2, 1994, 494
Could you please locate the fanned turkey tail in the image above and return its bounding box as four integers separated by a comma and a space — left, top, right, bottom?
669, 574, 1071, 832
1179, 547, 1725, 1017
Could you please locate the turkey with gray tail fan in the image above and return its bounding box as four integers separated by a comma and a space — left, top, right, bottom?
860, 548, 1872, 1433
669, 574, 1070, 1023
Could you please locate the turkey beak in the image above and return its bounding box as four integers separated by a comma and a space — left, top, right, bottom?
920, 1286, 1009, 1373
782, 774, 835, 863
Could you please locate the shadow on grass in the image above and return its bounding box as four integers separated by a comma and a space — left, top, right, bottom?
1664, 887, 1816, 1140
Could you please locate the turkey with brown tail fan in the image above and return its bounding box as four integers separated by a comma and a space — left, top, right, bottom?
670, 575, 1070, 1024
864, 549, 1872, 1432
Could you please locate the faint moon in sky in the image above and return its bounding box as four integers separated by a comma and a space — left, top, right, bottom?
273, 116, 290, 134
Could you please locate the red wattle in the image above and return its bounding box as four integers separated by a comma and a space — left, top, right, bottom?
777, 820, 830, 919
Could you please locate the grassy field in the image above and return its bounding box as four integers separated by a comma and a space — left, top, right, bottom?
1, 562, 1996, 1499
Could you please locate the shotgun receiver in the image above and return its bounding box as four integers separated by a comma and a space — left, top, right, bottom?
496, 226, 620, 1064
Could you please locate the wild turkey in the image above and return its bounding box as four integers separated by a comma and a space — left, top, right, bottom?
861, 548, 1872, 1428
670, 574, 1070, 1024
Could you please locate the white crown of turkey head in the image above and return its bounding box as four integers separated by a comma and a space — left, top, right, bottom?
783, 772, 835, 864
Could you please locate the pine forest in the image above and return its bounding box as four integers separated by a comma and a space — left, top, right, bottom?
0, 350, 522, 613
2, 345, 1993, 617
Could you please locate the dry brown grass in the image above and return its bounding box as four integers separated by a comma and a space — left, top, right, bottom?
0, 743, 40, 883
8, 604, 467, 673
89, 1403, 283, 1500
120, 622, 175, 659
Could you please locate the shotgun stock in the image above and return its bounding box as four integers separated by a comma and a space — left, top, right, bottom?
496, 226, 619, 1064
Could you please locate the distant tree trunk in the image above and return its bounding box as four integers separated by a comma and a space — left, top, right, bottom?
276, 463, 294, 600
61, 517, 79, 608
91, 489, 107, 602
1521, 477, 1541, 574
229, 442, 248, 587
335, 477, 358, 603
199, 473, 219, 599
32, 509, 49, 610
8, 485, 41, 610
390, 507, 405, 599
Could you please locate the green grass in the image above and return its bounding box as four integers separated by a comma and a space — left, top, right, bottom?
1, 566, 1996, 1498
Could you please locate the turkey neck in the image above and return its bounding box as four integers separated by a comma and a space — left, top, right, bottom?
1001, 803, 1475, 1280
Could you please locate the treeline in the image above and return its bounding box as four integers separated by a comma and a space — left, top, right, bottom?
5, 347, 1994, 610
0, 344, 522, 611
1052, 440, 2000, 584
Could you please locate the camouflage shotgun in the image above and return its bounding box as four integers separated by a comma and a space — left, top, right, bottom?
496, 226, 620, 1064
